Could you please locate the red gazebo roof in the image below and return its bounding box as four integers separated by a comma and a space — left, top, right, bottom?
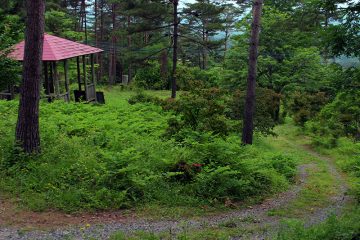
8, 33, 103, 61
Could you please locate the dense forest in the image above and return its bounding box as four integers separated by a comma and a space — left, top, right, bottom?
0, 0, 359, 239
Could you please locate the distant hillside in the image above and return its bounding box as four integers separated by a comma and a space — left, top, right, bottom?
333, 56, 360, 68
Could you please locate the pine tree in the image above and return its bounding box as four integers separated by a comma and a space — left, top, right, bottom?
15, 0, 45, 153
182, 0, 225, 69
242, 0, 263, 145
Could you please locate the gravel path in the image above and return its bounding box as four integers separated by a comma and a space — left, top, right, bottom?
0, 146, 352, 240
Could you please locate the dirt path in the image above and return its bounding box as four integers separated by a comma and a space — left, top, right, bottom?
0, 143, 353, 240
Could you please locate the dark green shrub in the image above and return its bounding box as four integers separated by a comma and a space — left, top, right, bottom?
307, 90, 360, 143
128, 91, 160, 105
286, 91, 329, 127
228, 88, 281, 136
133, 61, 167, 90
163, 88, 231, 138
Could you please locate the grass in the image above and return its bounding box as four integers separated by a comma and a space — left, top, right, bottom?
275, 207, 360, 240
313, 138, 360, 200
108, 225, 261, 240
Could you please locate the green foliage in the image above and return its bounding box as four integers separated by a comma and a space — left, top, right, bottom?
229, 88, 281, 135
0, 13, 23, 90
0, 52, 21, 91
133, 61, 167, 90
307, 90, 360, 145
0, 90, 296, 212
276, 208, 360, 240
164, 88, 232, 138
45, 10, 83, 40
286, 91, 329, 127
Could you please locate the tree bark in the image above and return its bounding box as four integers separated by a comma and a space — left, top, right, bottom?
15, 0, 45, 153
242, 0, 263, 145
160, 49, 168, 79
171, 0, 179, 98
109, 3, 117, 85
99, 0, 104, 82
127, 16, 133, 83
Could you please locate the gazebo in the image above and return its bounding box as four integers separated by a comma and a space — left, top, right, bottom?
7, 33, 103, 102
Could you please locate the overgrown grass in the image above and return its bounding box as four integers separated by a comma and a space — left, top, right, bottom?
272, 121, 360, 239
276, 207, 360, 240
313, 138, 360, 201
108, 219, 264, 240
0, 88, 296, 213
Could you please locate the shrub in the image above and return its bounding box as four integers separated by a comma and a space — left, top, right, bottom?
307, 90, 360, 143
286, 91, 329, 127
133, 61, 167, 90
162, 88, 232, 138
128, 90, 160, 105
228, 88, 281, 136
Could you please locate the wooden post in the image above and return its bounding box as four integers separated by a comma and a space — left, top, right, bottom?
8, 84, 14, 100
82, 55, 87, 100
91, 54, 97, 101
49, 61, 54, 94
64, 59, 70, 102
43, 61, 50, 95
77, 56, 82, 91
53, 61, 60, 96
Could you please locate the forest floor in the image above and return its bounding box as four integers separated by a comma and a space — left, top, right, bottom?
0, 121, 354, 240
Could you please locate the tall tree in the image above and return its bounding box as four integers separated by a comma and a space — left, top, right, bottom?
183, 0, 225, 69
15, 0, 45, 153
242, 0, 263, 145
171, 0, 179, 98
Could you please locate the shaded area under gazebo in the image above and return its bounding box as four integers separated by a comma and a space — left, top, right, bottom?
5, 33, 103, 102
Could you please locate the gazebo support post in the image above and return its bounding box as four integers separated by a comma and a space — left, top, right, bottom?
77, 56, 82, 91
8, 84, 14, 100
53, 62, 60, 97
64, 59, 70, 102
82, 55, 88, 100
43, 62, 50, 95
90, 54, 97, 102
49, 62, 54, 94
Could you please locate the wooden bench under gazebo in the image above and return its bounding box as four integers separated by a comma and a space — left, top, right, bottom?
7, 33, 103, 102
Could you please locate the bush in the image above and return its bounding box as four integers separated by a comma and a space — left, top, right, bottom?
307, 90, 360, 143
128, 90, 160, 105
133, 61, 167, 90
176, 64, 221, 90
286, 91, 329, 127
161, 88, 234, 138
228, 88, 281, 136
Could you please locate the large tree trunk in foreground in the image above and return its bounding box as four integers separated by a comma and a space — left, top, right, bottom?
171, 0, 179, 98
15, 0, 45, 154
242, 0, 263, 145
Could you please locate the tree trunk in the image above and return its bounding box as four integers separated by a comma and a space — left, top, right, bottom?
127, 16, 132, 83
171, 0, 179, 98
15, 0, 45, 153
109, 3, 117, 85
241, 0, 263, 145
160, 49, 168, 79
94, 0, 98, 56
99, 0, 104, 82
83, 0, 88, 44
224, 28, 229, 61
